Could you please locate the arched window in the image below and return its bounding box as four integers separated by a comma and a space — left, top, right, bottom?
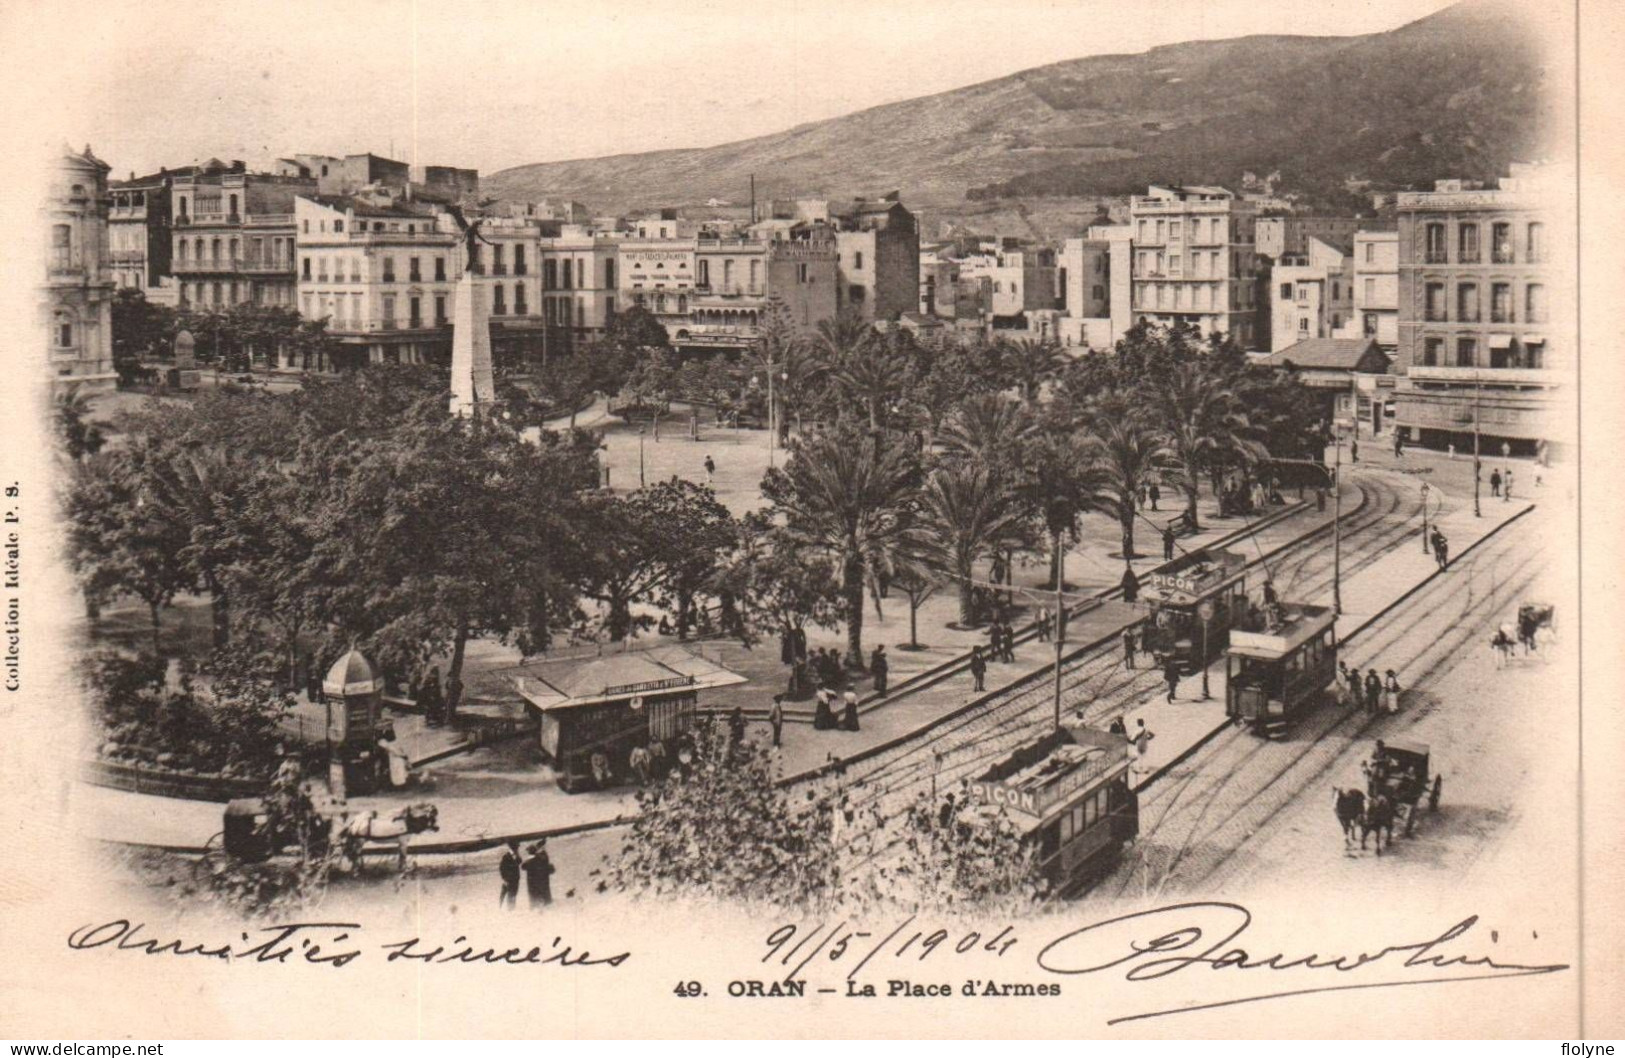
54, 310, 74, 348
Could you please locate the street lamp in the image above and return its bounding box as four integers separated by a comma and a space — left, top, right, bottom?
638, 424, 647, 487
766, 360, 776, 469
1331, 420, 1344, 616
1472, 370, 1482, 518
1420, 481, 1431, 553
1052, 530, 1066, 732
1197, 598, 1215, 701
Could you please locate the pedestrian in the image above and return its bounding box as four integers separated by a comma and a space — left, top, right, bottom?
1108, 715, 1128, 738
1035, 606, 1051, 643
841, 687, 860, 732
1123, 626, 1138, 670
499, 840, 521, 910
1163, 657, 1180, 703
1364, 669, 1382, 715
1130, 719, 1156, 779
728, 706, 747, 747
1161, 526, 1176, 562
1263, 579, 1279, 608
1149, 483, 1161, 511
1504, 469, 1513, 500
812, 686, 836, 730
1382, 669, 1401, 714
521, 840, 555, 909
418, 666, 443, 728
1448, 442, 1456, 461
1490, 468, 1502, 496
704, 454, 716, 482
768, 695, 785, 747
1434, 531, 1449, 570
1121, 566, 1140, 604
969, 647, 987, 693
1350, 437, 1359, 463
1001, 621, 1016, 662
1345, 664, 1363, 709
1394, 433, 1404, 459
1138, 483, 1149, 509
870, 646, 889, 695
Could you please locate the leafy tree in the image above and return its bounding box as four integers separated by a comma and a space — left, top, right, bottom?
603, 305, 671, 354
110, 288, 177, 371
763, 422, 921, 669
55, 385, 106, 462
709, 513, 843, 648
888, 555, 940, 650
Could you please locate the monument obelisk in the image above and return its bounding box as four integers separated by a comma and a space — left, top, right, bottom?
448, 217, 495, 418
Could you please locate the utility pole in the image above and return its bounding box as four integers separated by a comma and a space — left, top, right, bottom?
1472, 371, 1482, 518
1332, 424, 1343, 616
1420, 481, 1431, 553
1053, 530, 1065, 732
767, 358, 776, 469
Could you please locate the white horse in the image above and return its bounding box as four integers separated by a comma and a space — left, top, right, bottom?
334, 804, 439, 873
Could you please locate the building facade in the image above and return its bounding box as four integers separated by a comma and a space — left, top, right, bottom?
107, 167, 188, 290
1057, 224, 1133, 350
834, 199, 919, 323
172, 162, 314, 310
1129, 186, 1260, 345
1255, 215, 1365, 261
1267, 236, 1353, 352
1352, 230, 1399, 351
43, 147, 118, 392
1393, 165, 1565, 456
675, 227, 838, 352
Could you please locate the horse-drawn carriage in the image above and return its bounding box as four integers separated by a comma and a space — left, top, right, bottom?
1337, 740, 1441, 854
202, 793, 440, 880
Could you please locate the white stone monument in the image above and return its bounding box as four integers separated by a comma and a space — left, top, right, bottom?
448, 270, 495, 417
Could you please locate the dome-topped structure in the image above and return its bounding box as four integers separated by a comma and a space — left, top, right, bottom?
322, 648, 382, 697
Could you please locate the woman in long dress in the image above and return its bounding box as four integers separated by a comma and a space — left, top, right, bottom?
1382, 670, 1401, 714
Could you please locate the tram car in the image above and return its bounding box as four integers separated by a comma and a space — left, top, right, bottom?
1224, 603, 1338, 737
967, 724, 1138, 896
514, 646, 745, 793
1139, 547, 1250, 674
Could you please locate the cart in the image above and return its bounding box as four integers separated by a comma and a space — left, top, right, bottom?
1371, 740, 1439, 837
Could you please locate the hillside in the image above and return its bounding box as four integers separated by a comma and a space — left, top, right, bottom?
486, 0, 1560, 222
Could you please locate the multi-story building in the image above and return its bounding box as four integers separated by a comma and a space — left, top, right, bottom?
619, 236, 698, 335
957, 238, 1059, 322
834, 199, 919, 323
172, 161, 314, 310
43, 146, 117, 392
108, 166, 192, 291
1129, 185, 1261, 345
479, 219, 619, 364
1057, 224, 1133, 351
1393, 164, 1565, 457
675, 226, 838, 352
1351, 230, 1399, 351
293, 191, 458, 369
1267, 236, 1353, 352
1255, 215, 1366, 261
276, 153, 410, 196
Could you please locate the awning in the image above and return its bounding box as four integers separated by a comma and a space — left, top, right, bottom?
1523, 334, 1546, 344
1488, 333, 1514, 349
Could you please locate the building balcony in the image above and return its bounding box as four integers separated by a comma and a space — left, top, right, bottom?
108, 249, 145, 263
348, 230, 454, 245
1406, 365, 1562, 386
240, 256, 295, 274
244, 213, 295, 228
1131, 197, 1234, 214
492, 265, 508, 275
174, 258, 241, 274
1423, 251, 1449, 265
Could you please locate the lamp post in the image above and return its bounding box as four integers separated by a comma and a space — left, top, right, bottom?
638, 424, 646, 487
766, 360, 776, 469
1331, 421, 1343, 616
1053, 530, 1066, 732
1197, 598, 1215, 700
1472, 371, 1482, 518
1420, 480, 1431, 553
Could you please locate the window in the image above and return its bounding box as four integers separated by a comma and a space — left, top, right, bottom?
853, 251, 864, 270
1170, 221, 1182, 239
1456, 336, 1477, 368
1457, 282, 1479, 323
302, 219, 310, 233
723, 260, 734, 288
1527, 222, 1546, 262
1424, 223, 1447, 264
1169, 254, 1181, 276
1491, 283, 1513, 323
382, 257, 395, 282
1279, 283, 1292, 300
543, 259, 558, 290
228, 194, 238, 217
1458, 223, 1480, 263
177, 240, 188, 262
514, 246, 527, 275
56, 316, 72, 348
1364, 241, 1375, 264
382, 294, 396, 328
1092, 284, 1105, 300
435, 257, 446, 282
562, 259, 574, 290
1155, 219, 1165, 242
514, 282, 528, 315
1299, 316, 1310, 333
317, 257, 328, 282
1425, 282, 1447, 321
605, 259, 615, 287
797, 263, 809, 283
1526, 283, 1548, 323
1296, 284, 1312, 304
848, 284, 866, 303
577, 298, 585, 327
1491, 222, 1512, 263
492, 244, 506, 275
750, 260, 760, 290
409, 257, 421, 282
1364, 313, 1378, 337
492, 283, 506, 314
211, 282, 222, 305
334, 219, 344, 233
434, 294, 447, 324
409, 296, 421, 328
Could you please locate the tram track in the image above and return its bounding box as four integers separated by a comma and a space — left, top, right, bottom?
1106, 509, 1542, 901
837, 470, 1426, 824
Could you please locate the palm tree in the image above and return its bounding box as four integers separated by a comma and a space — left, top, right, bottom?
1151, 362, 1266, 532
765, 424, 921, 669
1018, 431, 1114, 590
1080, 399, 1177, 568
1002, 336, 1069, 405
937, 393, 1039, 472
915, 462, 1029, 626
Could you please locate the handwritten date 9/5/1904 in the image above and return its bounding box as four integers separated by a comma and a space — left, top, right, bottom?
1035, 901, 1569, 1024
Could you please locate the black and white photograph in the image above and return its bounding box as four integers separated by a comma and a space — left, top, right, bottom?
1, 0, 1616, 1040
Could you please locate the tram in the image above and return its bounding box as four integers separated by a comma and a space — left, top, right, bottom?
968, 724, 1138, 896
1224, 603, 1338, 737
1138, 547, 1250, 674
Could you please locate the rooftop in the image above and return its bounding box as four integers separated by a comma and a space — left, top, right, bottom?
1264, 338, 1388, 372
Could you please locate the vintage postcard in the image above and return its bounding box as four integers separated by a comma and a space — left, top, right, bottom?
0, 0, 1619, 1040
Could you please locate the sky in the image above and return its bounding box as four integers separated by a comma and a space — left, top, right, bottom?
13, 0, 1460, 180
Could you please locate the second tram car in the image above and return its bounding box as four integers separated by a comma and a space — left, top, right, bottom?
1139, 548, 1250, 674
1225, 603, 1338, 737
969, 724, 1138, 896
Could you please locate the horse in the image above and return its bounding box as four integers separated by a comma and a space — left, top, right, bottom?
335, 803, 439, 874
1360, 794, 1395, 855
1334, 787, 1366, 849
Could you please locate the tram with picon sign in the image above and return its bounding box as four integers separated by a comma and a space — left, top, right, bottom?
967, 724, 1138, 896
1225, 602, 1338, 737
1138, 547, 1250, 674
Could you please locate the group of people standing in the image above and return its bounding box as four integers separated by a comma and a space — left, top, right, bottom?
1340, 661, 1402, 715
498, 838, 555, 910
